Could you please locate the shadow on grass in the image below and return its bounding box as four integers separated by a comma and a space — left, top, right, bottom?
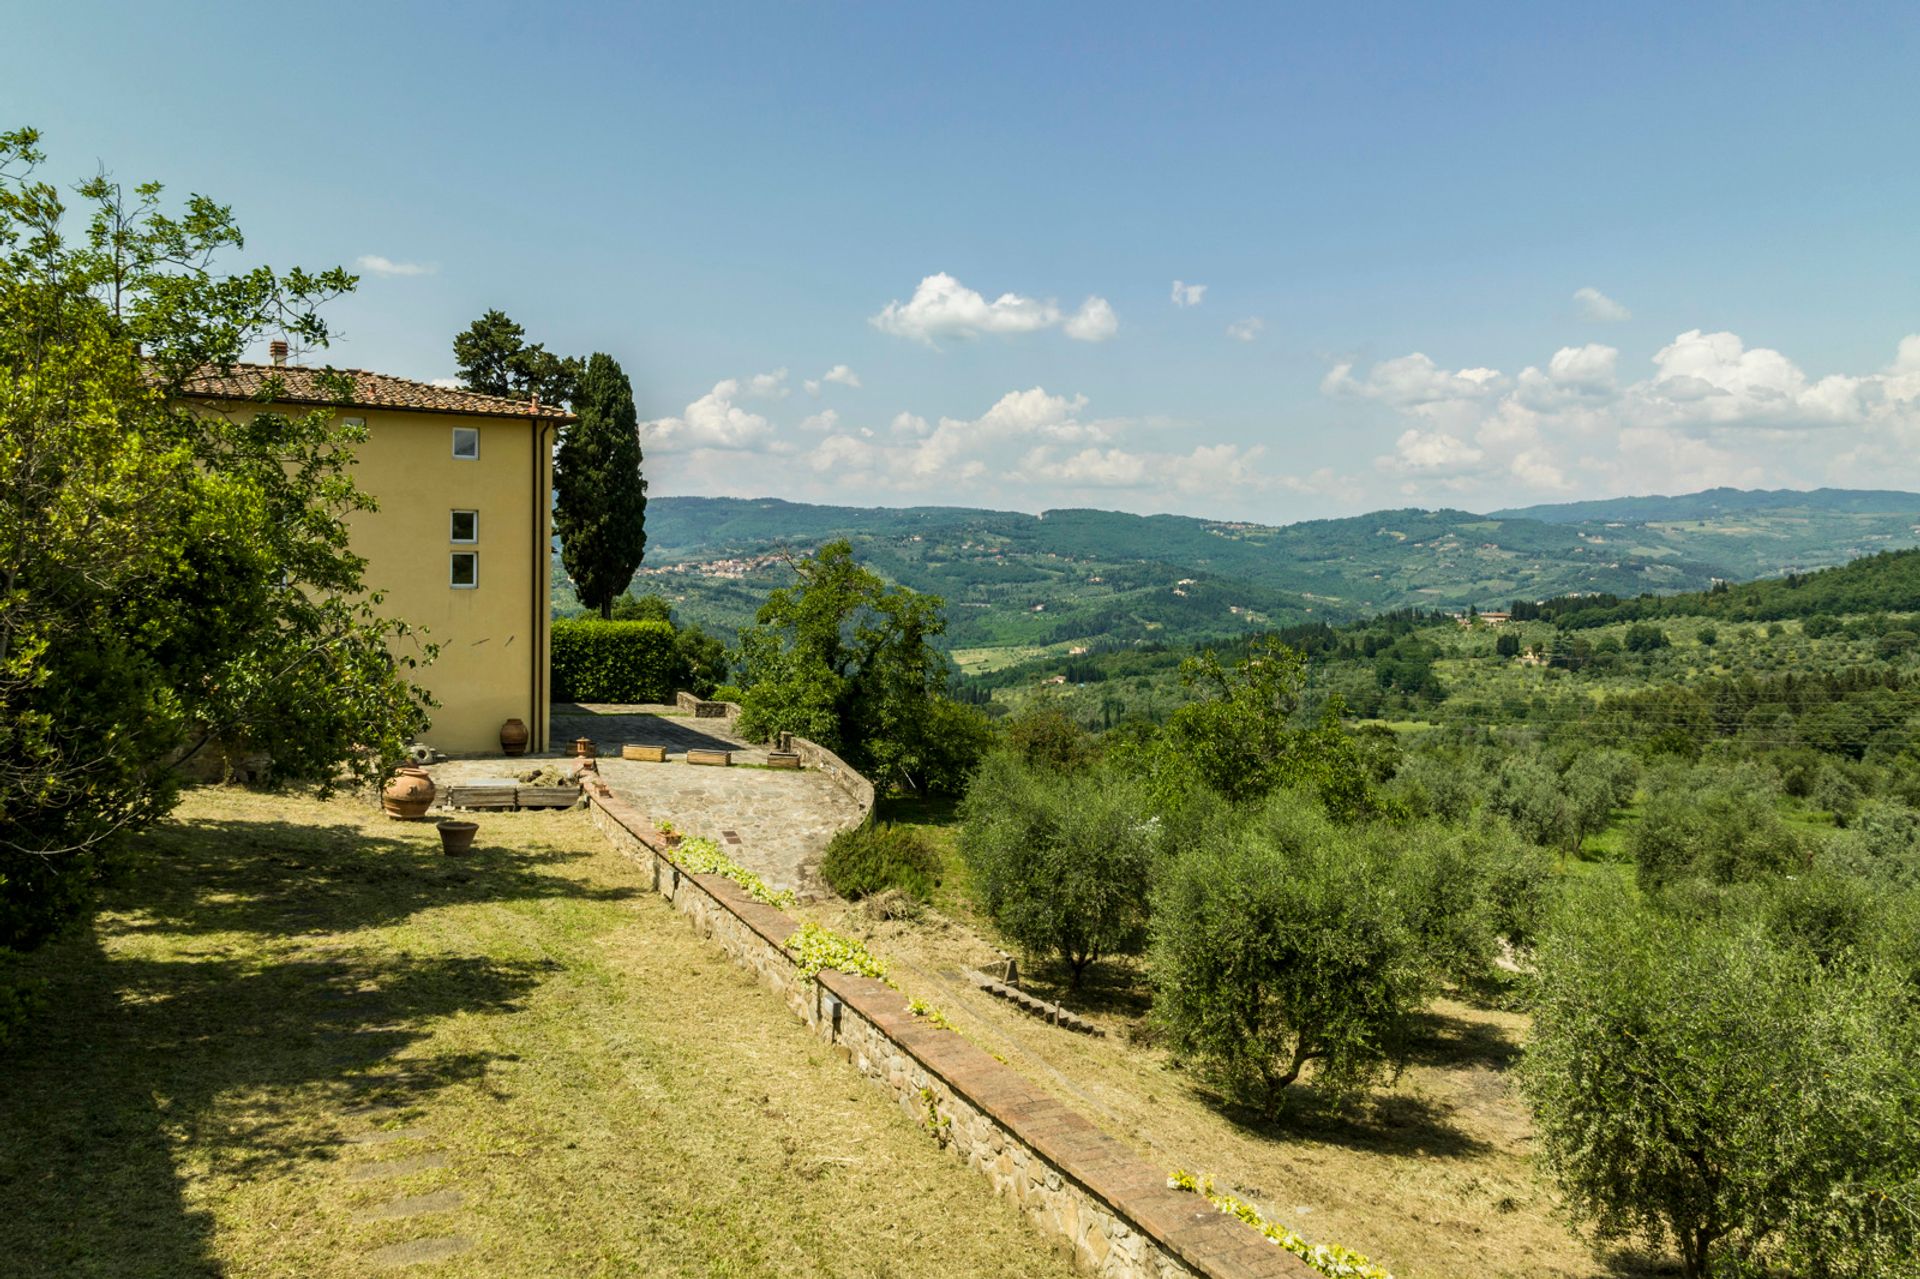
0, 806, 616, 1277
1402, 1004, 1522, 1071
1201, 1083, 1498, 1161
1017, 956, 1155, 1021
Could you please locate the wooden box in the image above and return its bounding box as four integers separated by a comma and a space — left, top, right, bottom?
766, 751, 801, 770
444, 784, 516, 810
621, 743, 668, 762
516, 785, 582, 808
686, 748, 732, 767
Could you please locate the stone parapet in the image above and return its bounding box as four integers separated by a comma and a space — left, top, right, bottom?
588, 790, 1315, 1279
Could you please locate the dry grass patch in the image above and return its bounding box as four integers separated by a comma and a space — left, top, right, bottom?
796, 900, 1667, 1279
0, 786, 1082, 1279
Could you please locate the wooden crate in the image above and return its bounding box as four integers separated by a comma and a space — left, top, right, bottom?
766, 751, 801, 770
516, 785, 582, 808
443, 785, 516, 810
686, 748, 732, 767
621, 743, 668, 762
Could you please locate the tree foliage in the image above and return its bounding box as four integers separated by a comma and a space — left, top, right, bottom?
1521, 892, 1920, 1278
1150, 797, 1433, 1112
0, 127, 431, 951
554, 352, 646, 618
958, 754, 1156, 987
451, 308, 580, 405
735, 541, 976, 793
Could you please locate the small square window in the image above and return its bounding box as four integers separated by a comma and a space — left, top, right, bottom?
450, 510, 478, 543
450, 552, 478, 589
452, 427, 479, 459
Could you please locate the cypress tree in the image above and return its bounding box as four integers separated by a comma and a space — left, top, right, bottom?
554, 352, 647, 618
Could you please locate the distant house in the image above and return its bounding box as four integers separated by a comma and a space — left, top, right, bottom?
184, 348, 576, 754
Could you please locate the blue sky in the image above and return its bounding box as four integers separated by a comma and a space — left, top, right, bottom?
11, 1, 1920, 521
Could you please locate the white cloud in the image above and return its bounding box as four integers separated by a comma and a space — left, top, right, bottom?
1171, 280, 1207, 307
805, 364, 863, 395
1334, 329, 1920, 501
743, 368, 790, 399
1574, 286, 1631, 323
429, 376, 464, 389
798, 409, 840, 433
1063, 296, 1119, 342
643, 377, 777, 451
870, 273, 1118, 346
1226, 317, 1264, 342
355, 254, 435, 278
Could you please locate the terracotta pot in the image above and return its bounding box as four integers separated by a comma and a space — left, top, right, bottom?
500, 718, 529, 756
437, 819, 478, 856
657, 830, 683, 849
572, 736, 598, 758
382, 766, 436, 819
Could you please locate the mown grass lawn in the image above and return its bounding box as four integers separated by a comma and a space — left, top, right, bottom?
0, 787, 1082, 1279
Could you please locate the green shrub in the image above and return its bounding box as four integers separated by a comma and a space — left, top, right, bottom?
820, 823, 943, 902
550, 618, 680, 702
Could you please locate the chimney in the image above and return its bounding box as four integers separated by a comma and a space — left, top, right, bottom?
269, 340, 288, 367
530, 392, 541, 415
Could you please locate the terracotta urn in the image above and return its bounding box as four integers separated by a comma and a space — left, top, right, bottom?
382, 765, 436, 819
500, 718, 529, 756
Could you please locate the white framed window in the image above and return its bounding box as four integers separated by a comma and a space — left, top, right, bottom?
450, 551, 478, 589
452, 426, 479, 459
450, 510, 478, 543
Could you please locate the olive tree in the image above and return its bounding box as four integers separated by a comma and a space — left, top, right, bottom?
1150, 798, 1433, 1113
1521, 893, 1920, 1278
957, 753, 1157, 988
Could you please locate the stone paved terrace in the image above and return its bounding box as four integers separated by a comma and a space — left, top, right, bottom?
428, 704, 866, 896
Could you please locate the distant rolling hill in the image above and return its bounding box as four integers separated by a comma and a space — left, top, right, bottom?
557, 489, 1920, 657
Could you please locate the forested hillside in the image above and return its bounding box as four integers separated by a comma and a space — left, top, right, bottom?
559, 489, 1920, 664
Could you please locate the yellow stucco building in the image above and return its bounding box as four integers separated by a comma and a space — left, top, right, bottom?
187, 356, 575, 755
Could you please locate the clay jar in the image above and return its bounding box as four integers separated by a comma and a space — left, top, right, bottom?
381, 765, 436, 819
500, 718, 529, 756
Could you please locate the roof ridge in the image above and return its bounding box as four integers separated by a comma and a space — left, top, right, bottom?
182, 361, 575, 421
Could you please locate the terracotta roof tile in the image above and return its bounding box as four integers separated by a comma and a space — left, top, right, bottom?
181, 362, 576, 422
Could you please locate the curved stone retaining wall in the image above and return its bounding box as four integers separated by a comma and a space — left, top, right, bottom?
589, 790, 1314, 1279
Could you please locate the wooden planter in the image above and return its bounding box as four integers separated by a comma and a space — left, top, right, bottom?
516, 785, 582, 809
443, 784, 516, 810
766, 751, 801, 770
686, 748, 732, 767
622, 743, 668, 762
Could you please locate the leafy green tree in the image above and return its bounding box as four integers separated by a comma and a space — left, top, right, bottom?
1151, 797, 1432, 1111
1630, 765, 1805, 890
958, 754, 1156, 988
451, 308, 581, 405
1, 127, 430, 952
1167, 637, 1380, 817
1494, 632, 1521, 658
1521, 894, 1920, 1279
554, 352, 647, 617
1486, 757, 1574, 849
735, 541, 967, 792
610, 592, 673, 623
1624, 623, 1671, 653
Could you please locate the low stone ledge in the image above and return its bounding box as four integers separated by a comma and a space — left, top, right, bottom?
589, 790, 1318, 1279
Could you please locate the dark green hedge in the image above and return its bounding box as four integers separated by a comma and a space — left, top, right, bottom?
550, 618, 680, 703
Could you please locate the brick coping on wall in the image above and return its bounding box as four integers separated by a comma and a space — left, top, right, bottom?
589, 788, 1315, 1279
